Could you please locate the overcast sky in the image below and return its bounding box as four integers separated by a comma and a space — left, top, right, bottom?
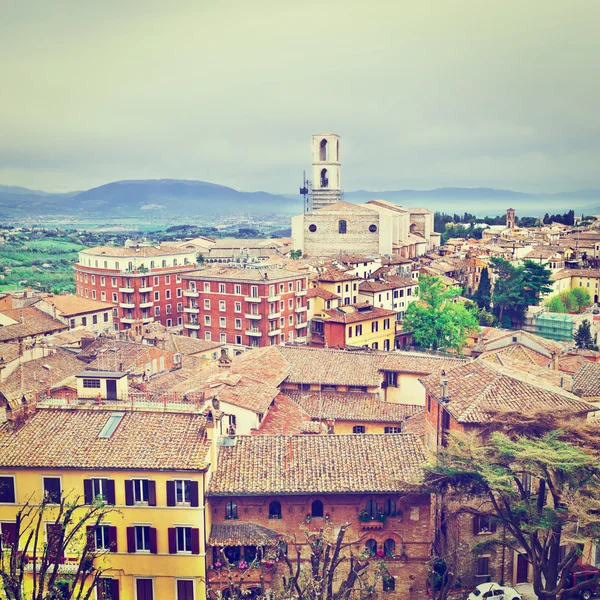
1, 0, 599, 194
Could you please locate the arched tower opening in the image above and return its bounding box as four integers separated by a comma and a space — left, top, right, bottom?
320, 168, 329, 188
320, 139, 328, 161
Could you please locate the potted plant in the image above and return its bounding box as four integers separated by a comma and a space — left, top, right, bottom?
305, 513, 312, 523
324, 512, 332, 523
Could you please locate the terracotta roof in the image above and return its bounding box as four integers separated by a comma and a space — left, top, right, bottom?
557, 354, 590, 374
420, 360, 594, 424
307, 287, 339, 300
0, 342, 21, 364
277, 346, 382, 386
38, 295, 113, 316
252, 393, 313, 435
207, 434, 426, 495
359, 276, 415, 293
471, 329, 565, 356
364, 199, 409, 214
82, 245, 191, 257
0, 407, 209, 470
320, 305, 396, 324
479, 345, 554, 369
0, 307, 68, 342
573, 362, 600, 398
46, 327, 95, 346
551, 269, 600, 281
334, 254, 377, 265
316, 267, 357, 282
208, 523, 279, 547
285, 391, 422, 424
381, 256, 414, 266
377, 352, 468, 375
0, 348, 84, 405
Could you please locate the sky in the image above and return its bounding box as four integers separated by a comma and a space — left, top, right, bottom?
1, 0, 599, 195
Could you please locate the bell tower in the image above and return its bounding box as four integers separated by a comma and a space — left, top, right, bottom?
311, 133, 341, 210
506, 208, 515, 229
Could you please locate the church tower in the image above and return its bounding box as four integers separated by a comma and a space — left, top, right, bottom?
506, 208, 516, 229
311, 133, 341, 210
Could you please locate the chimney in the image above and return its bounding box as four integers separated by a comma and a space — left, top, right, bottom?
440, 370, 449, 401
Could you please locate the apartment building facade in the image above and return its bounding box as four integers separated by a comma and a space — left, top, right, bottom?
74, 246, 197, 332
180, 267, 309, 348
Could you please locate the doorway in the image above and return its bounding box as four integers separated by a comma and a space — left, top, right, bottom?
516, 553, 529, 583
106, 379, 118, 401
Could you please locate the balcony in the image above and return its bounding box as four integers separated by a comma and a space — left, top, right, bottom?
295, 289, 307, 297
267, 295, 281, 303
118, 286, 134, 294
184, 306, 200, 313
141, 317, 154, 324
267, 329, 281, 337
120, 317, 137, 324
185, 322, 201, 330
139, 286, 153, 293
119, 302, 135, 309
208, 567, 273, 587
245, 313, 262, 320
244, 296, 262, 303
295, 336, 307, 344
267, 312, 281, 320
295, 322, 307, 329
295, 305, 307, 313
245, 329, 263, 337
139, 301, 153, 309
184, 289, 199, 298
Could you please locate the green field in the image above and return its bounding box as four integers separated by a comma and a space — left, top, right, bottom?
0, 238, 85, 293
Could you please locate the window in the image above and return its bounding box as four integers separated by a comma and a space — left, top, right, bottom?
309, 224, 317, 233
219, 300, 226, 311
220, 333, 226, 343
95, 525, 113, 551
369, 224, 378, 233
234, 301, 242, 312
166, 319, 172, 327
177, 527, 192, 553
100, 276, 105, 286
355, 324, 363, 336
204, 315, 211, 326
133, 479, 149, 504
204, 282, 210, 292
219, 283, 226, 293
235, 335, 242, 344
154, 306, 160, 316
383, 318, 390, 329
43, 477, 61, 503
176, 580, 194, 600
154, 276, 160, 286
365, 539, 377, 556
92, 290, 97, 300
384, 499, 396, 516
384, 539, 396, 557
111, 277, 117, 287
219, 317, 226, 328
91, 275, 96, 284
311, 500, 324, 517
177, 302, 183, 312
353, 425, 366, 434
165, 275, 170, 284
83, 379, 101, 388
384, 339, 390, 351
204, 299, 211, 309
372, 342, 378, 350
175, 480, 192, 505
136, 578, 154, 600
177, 287, 182, 297
101, 291, 106, 301
269, 500, 282, 519
235, 318, 242, 329
235, 284, 242, 295
383, 576, 395, 593
70, 318, 76, 328
112, 292, 118, 302
279, 284, 284, 293
384, 426, 402, 434
205, 332, 211, 341
97, 578, 119, 600
165, 290, 171, 300
372, 321, 378, 333
134, 526, 151, 552
473, 515, 496, 535
166, 304, 172, 314
385, 371, 398, 387
0, 476, 16, 503
82, 316, 88, 326
288, 282, 293, 292
91, 478, 110, 501
476, 556, 490, 577
92, 314, 98, 325
225, 500, 238, 520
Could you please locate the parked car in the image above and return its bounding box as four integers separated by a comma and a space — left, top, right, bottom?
566, 564, 600, 600
467, 582, 523, 600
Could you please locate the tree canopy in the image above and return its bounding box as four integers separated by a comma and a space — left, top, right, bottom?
574, 319, 598, 350
427, 413, 600, 600
403, 276, 478, 353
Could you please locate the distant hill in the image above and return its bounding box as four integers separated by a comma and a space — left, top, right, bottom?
1, 180, 599, 220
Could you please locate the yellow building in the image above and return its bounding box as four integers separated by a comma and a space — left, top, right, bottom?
0, 404, 211, 600
313, 267, 361, 306
311, 304, 397, 350
550, 268, 600, 303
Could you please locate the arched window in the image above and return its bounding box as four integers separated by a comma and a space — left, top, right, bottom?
311, 500, 324, 518
384, 499, 396, 516
338, 220, 347, 234
173, 259, 178, 266
384, 539, 396, 556
95, 260, 98, 267
225, 500, 238, 520
319, 138, 328, 161
162, 260, 167, 267
103, 261, 107, 269
320, 168, 328, 188
269, 500, 282, 519
366, 499, 378, 518
365, 539, 377, 556
128, 262, 133, 271
184, 258, 189, 265
150, 261, 155, 268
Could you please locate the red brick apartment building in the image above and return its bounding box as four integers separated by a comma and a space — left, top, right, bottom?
180, 266, 309, 348
74, 246, 197, 332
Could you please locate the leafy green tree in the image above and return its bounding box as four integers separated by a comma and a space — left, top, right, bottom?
404, 276, 478, 353
522, 260, 553, 304
574, 319, 598, 350
473, 267, 491, 311
559, 290, 578, 312
544, 295, 567, 313
572, 287, 592, 310
427, 414, 600, 600
290, 250, 302, 260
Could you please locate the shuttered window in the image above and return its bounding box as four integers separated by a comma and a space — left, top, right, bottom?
135, 579, 154, 600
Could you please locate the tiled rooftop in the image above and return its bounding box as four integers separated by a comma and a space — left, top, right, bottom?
0, 307, 67, 342
38, 295, 113, 316
420, 360, 594, 424
208, 434, 426, 495
320, 305, 396, 324
358, 276, 415, 293
0, 407, 209, 471
377, 352, 468, 375
82, 245, 191, 257
208, 523, 279, 547
573, 362, 600, 398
